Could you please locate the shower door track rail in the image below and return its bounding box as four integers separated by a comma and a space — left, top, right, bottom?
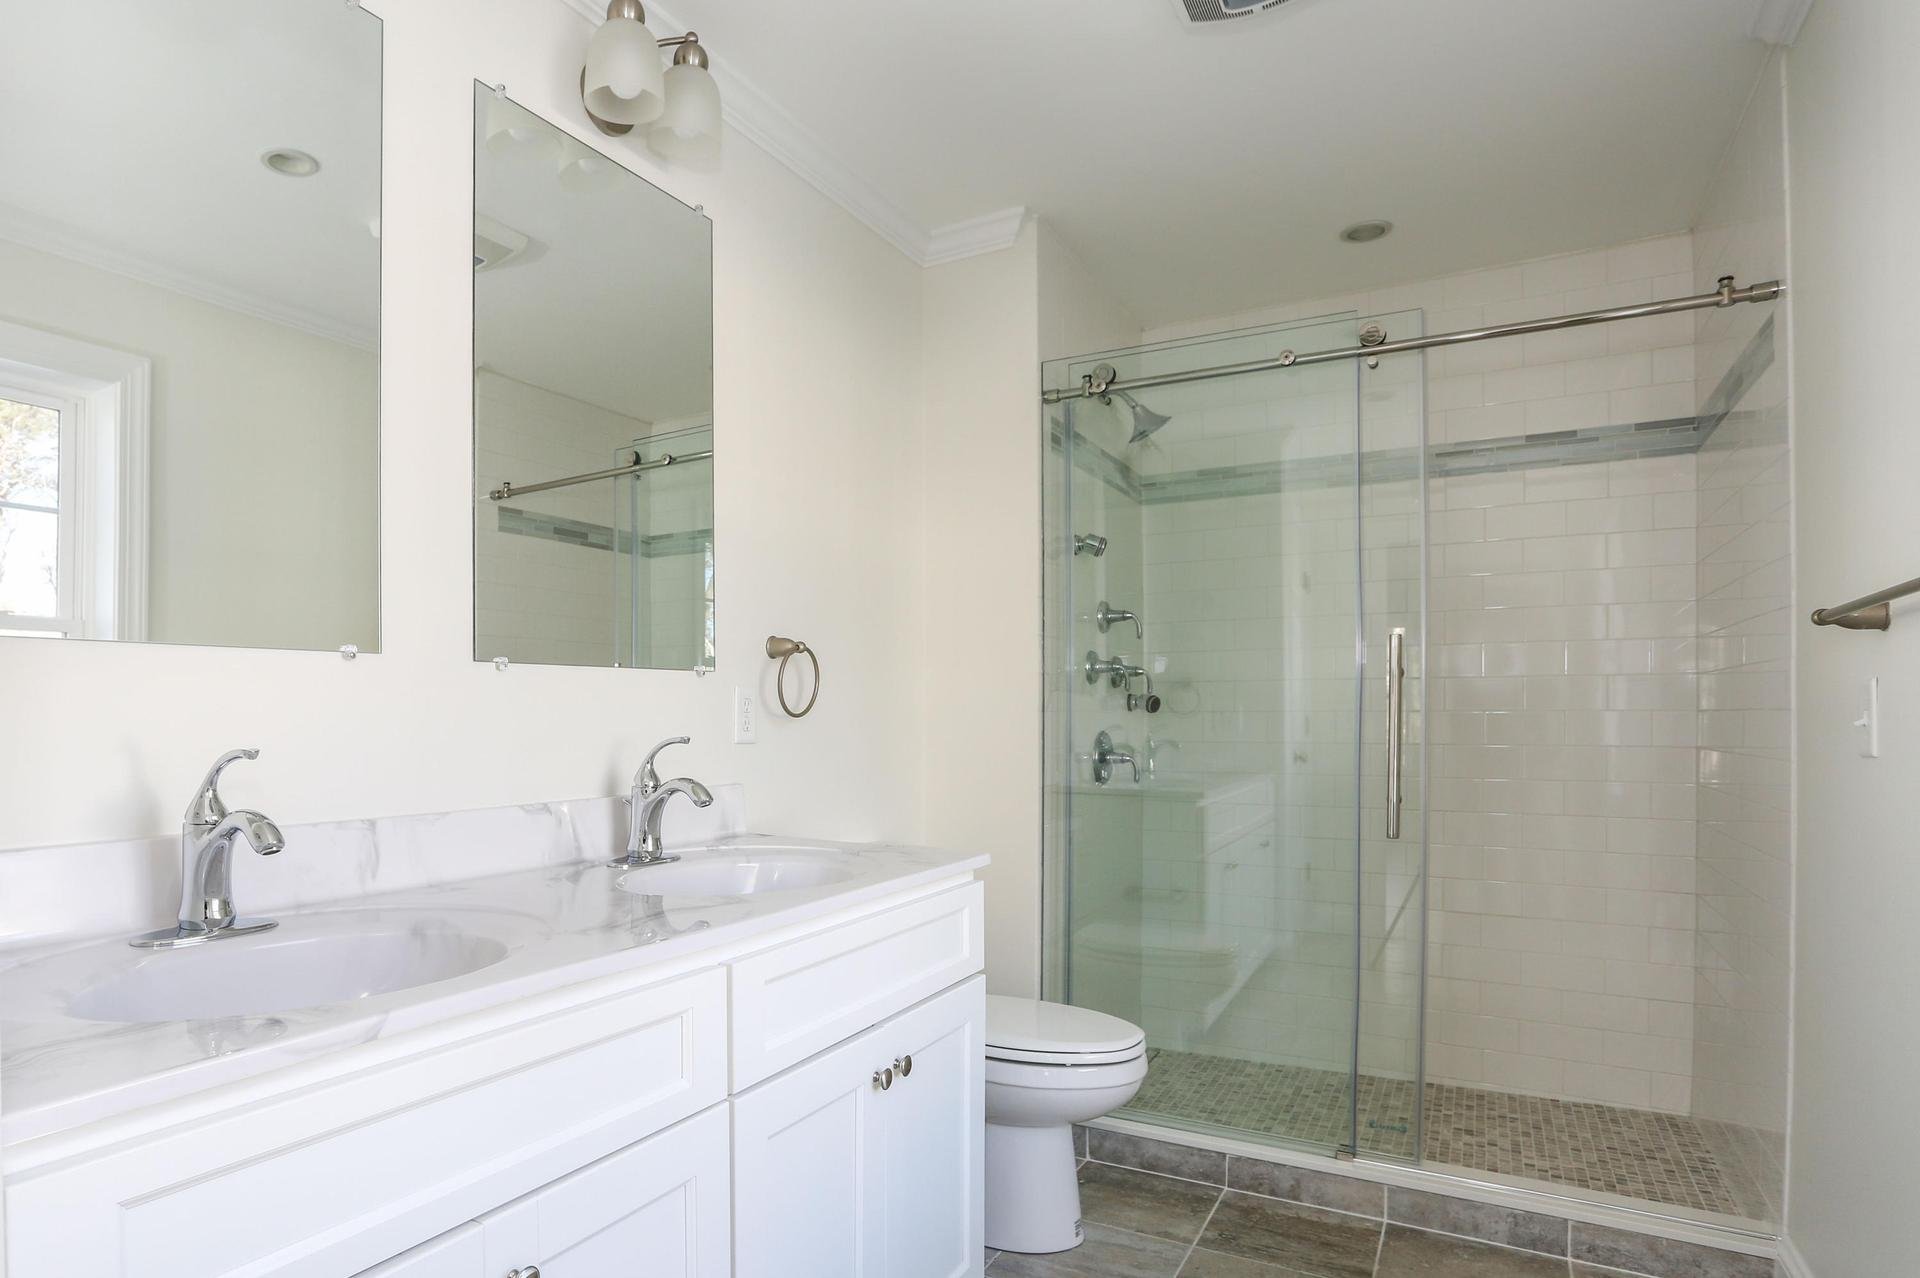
488, 448, 714, 501
1041, 276, 1783, 403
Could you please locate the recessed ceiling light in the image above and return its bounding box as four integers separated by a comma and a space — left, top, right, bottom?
1340, 220, 1393, 244
260, 148, 321, 178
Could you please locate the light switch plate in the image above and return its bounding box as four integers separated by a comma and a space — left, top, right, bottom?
1855, 676, 1880, 758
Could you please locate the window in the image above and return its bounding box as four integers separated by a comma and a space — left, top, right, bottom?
0, 321, 151, 641
0, 384, 80, 636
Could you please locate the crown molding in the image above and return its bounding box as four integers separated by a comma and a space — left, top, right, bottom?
1751, 0, 1814, 45
922, 207, 1029, 267
0, 203, 375, 351
559, 0, 1024, 268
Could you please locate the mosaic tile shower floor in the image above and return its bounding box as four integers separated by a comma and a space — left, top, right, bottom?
1129, 1048, 1779, 1221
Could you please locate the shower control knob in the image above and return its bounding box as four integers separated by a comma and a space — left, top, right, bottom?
1092, 731, 1140, 786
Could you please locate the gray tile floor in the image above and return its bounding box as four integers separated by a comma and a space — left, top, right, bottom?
1131, 1048, 1779, 1221
983, 1161, 1778, 1278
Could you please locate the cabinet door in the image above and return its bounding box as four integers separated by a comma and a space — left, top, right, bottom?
353, 1223, 484, 1277
479, 1104, 730, 1278
731, 1016, 889, 1278
874, 976, 985, 1278
732, 977, 986, 1278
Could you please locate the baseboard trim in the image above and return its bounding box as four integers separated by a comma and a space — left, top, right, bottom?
1085, 1115, 1779, 1258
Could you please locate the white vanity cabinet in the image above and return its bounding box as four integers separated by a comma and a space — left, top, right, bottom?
361, 1104, 731, 1278
733, 976, 985, 1278
355, 1226, 486, 1277
4, 878, 986, 1278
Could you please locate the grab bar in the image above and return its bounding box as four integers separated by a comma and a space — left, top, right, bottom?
1810, 576, 1920, 631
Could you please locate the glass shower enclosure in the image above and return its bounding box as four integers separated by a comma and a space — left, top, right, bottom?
1042, 311, 1429, 1161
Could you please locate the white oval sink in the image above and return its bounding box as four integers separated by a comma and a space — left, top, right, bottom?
616, 852, 853, 898
57, 913, 514, 1024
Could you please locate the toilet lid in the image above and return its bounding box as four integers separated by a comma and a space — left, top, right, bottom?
985, 995, 1146, 1066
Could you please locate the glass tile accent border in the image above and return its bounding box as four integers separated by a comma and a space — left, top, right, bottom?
496, 505, 711, 558
1051, 314, 1778, 508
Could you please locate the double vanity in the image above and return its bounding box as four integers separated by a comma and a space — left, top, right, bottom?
0, 766, 988, 1277
0, 5, 976, 1275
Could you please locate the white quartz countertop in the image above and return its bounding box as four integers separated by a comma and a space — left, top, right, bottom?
0, 834, 987, 1148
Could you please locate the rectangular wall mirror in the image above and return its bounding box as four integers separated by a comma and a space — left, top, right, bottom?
472, 87, 715, 671
0, 0, 382, 651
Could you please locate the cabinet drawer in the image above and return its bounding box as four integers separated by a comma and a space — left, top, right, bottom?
729, 882, 984, 1088
480, 1103, 731, 1278
5, 967, 726, 1278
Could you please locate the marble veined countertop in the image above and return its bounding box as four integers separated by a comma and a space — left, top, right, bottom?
0, 834, 986, 1147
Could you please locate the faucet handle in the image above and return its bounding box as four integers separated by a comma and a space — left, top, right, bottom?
635, 736, 691, 793
184, 748, 260, 828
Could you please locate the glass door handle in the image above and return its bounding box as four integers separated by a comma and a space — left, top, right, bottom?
1385, 627, 1405, 840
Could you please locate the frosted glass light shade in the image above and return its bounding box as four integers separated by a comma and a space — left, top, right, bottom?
583, 16, 665, 126
558, 138, 621, 193
486, 95, 563, 158
648, 61, 721, 162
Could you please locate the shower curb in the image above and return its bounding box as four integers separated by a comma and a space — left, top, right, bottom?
1076, 1118, 1784, 1278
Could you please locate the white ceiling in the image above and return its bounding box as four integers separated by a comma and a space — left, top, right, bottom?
0, 0, 1785, 354
0, 0, 381, 344
476, 92, 713, 423
650, 0, 1781, 327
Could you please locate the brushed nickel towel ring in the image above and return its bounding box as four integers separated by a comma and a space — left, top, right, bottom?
766, 635, 820, 717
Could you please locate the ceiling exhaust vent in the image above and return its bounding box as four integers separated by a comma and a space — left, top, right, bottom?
1169, 0, 1297, 26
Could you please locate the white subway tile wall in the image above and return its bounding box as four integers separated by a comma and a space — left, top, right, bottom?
474, 369, 647, 666
1689, 58, 1791, 1159
1425, 451, 1699, 1111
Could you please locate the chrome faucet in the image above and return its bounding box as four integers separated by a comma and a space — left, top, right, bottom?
612, 736, 713, 869
132, 748, 286, 949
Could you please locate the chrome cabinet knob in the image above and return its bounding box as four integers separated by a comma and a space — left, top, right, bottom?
508, 1267, 541, 1278
894, 1054, 913, 1077
873, 1067, 893, 1091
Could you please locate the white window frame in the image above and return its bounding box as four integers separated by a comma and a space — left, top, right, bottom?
0, 320, 151, 641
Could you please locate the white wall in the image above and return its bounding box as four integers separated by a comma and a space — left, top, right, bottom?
1783, 2, 1920, 1273
0, 0, 929, 854
918, 223, 1040, 994
915, 220, 1146, 999
0, 238, 378, 651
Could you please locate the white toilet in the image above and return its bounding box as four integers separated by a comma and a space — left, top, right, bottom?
983, 994, 1148, 1254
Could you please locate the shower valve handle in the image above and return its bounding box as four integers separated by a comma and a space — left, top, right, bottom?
1095, 601, 1143, 639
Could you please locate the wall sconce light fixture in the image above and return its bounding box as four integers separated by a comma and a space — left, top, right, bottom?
581, 0, 722, 162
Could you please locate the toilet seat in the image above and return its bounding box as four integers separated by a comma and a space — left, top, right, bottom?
985, 995, 1146, 1067
985, 1053, 1148, 1090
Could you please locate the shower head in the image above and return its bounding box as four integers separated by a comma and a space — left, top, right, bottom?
1087, 363, 1174, 445
1113, 391, 1173, 445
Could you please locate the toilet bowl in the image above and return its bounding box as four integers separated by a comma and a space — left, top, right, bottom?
983, 995, 1147, 1254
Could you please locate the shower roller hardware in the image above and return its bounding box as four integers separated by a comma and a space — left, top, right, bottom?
1043, 276, 1783, 404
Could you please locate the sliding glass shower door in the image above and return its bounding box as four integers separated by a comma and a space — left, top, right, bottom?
1042, 310, 1428, 1160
